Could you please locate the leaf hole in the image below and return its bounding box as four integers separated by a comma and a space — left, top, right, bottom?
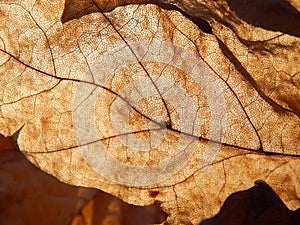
191, 17, 212, 34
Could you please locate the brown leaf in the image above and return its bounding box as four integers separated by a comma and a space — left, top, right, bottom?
0, 0, 299, 224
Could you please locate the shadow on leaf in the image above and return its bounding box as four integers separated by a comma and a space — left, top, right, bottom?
227, 0, 300, 37
200, 181, 300, 225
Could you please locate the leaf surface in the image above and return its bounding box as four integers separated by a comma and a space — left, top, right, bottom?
0, 0, 299, 224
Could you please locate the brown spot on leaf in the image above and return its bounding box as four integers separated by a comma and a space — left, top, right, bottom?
149, 190, 159, 198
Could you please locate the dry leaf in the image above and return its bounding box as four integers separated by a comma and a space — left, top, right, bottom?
0, 0, 299, 224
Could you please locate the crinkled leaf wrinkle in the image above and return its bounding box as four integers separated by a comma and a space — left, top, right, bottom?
0, 0, 299, 224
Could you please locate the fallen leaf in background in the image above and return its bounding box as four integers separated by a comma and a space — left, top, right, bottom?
69, 191, 166, 225
0, 0, 299, 224
0, 135, 97, 225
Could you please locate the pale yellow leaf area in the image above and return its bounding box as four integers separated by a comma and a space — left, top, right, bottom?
0, 0, 299, 224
